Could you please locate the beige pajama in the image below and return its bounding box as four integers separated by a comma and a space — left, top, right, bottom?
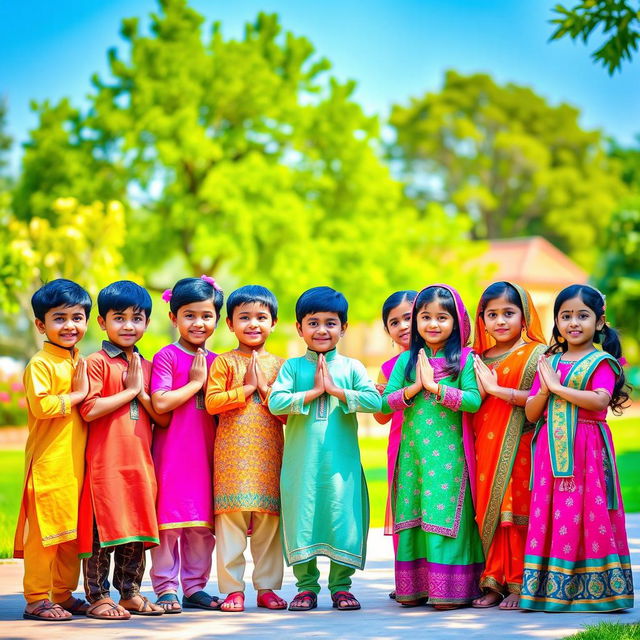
215, 511, 283, 594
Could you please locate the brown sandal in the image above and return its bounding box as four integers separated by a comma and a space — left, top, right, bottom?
86, 598, 131, 620
119, 595, 164, 616
288, 590, 317, 611
23, 600, 72, 622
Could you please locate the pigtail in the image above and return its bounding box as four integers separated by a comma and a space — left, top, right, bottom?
599, 324, 631, 415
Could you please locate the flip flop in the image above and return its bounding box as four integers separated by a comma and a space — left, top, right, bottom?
119, 595, 164, 616
288, 590, 317, 611
331, 591, 361, 611
86, 598, 131, 620
182, 590, 221, 611
257, 590, 287, 610
471, 592, 504, 609
23, 600, 72, 622
156, 592, 182, 614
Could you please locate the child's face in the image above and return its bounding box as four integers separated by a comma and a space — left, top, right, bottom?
416, 300, 454, 352
97, 306, 149, 350
297, 312, 346, 353
35, 304, 88, 349
556, 295, 603, 349
482, 295, 523, 346
386, 300, 413, 350
170, 300, 217, 351
226, 302, 275, 349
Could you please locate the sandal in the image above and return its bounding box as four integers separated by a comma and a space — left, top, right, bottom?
182, 590, 221, 611
119, 595, 164, 616
86, 598, 131, 620
288, 590, 317, 611
23, 599, 72, 622
257, 590, 287, 610
499, 593, 521, 610
60, 596, 90, 615
331, 590, 361, 611
220, 591, 245, 612
433, 603, 463, 610
472, 591, 503, 609
389, 591, 396, 600
156, 592, 182, 614
399, 597, 426, 607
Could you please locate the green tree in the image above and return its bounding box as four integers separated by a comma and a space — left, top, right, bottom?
0, 98, 12, 190
389, 70, 626, 269
550, 1, 640, 74
14, 0, 479, 321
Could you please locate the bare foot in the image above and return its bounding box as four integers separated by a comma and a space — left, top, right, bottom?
499, 593, 521, 610
24, 599, 72, 620
472, 591, 503, 608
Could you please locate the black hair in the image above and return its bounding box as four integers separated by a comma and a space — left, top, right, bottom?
31, 279, 92, 322
226, 285, 278, 321
405, 286, 462, 382
381, 290, 418, 331
548, 284, 630, 414
97, 280, 152, 319
169, 277, 224, 320
295, 286, 348, 324
478, 281, 523, 317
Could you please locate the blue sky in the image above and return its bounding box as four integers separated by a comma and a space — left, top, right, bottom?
1, 0, 639, 174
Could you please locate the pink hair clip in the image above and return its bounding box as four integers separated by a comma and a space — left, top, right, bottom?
161, 289, 173, 303
619, 356, 628, 367
200, 274, 222, 292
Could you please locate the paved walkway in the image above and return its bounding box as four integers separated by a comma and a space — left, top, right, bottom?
0, 519, 638, 640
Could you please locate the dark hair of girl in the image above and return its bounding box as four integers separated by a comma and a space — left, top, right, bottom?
548, 284, 630, 414
478, 281, 523, 317
170, 278, 224, 320
404, 287, 462, 382
381, 290, 418, 331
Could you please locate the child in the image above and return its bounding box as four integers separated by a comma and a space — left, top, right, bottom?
269, 286, 381, 612
78, 280, 168, 619
15, 279, 92, 621
382, 284, 483, 609
149, 276, 224, 613
521, 284, 634, 612
470, 282, 546, 610
205, 285, 287, 613
372, 290, 417, 599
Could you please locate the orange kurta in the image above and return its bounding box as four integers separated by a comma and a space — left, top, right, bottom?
472, 283, 546, 594
14, 342, 87, 557
205, 350, 284, 515
78, 342, 159, 554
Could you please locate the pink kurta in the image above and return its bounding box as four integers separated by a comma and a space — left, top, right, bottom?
151, 343, 217, 530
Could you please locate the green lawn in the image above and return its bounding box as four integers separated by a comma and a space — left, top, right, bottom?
0, 416, 638, 558
562, 623, 640, 640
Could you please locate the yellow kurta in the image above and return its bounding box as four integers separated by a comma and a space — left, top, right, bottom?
13, 342, 87, 557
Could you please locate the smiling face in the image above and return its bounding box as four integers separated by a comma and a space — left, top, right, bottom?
416, 299, 454, 353
296, 312, 346, 353
385, 299, 413, 350
171, 300, 217, 352
35, 304, 88, 349
556, 295, 604, 350
98, 306, 149, 352
482, 295, 524, 347
227, 302, 275, 352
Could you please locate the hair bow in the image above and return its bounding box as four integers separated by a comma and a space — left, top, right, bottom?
200, 274, 222, 292
161, 289, 173, 303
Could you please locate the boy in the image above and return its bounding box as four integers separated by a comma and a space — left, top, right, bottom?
205, 285, 287, 612
269, 286, 381, 611
15, 279, 92, 621
78, 280, 167, 619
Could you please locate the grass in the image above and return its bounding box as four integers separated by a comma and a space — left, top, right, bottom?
0, 416, 637, 557
562, 623, 640, 639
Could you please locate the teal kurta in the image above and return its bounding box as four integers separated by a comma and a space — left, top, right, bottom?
268, 348, 381, 569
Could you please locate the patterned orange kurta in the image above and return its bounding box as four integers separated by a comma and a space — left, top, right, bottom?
205, 350, 285, 515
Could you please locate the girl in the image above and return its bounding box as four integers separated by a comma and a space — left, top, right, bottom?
470, 282, 546, 610
521, 284, 634, 612
373, 292, 417, 567
149, 276, 224, 613
382, 284, 484, 609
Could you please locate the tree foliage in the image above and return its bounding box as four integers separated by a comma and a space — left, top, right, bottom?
13, 0, 478, 321
389, 70, 626, 269
550, 1, 640, 74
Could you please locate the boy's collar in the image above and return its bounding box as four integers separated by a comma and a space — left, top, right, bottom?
43, 341, 78, 360
102, 340, 139, 360
304, 348, 338, 363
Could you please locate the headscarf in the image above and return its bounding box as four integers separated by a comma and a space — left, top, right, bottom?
473, 281, 546, 354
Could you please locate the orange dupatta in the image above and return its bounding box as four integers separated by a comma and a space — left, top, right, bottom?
472, 283, 546, 554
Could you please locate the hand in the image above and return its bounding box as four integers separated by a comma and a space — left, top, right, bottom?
473, 354, 498, 394
72, 358, 89, 399
539, 356, 561, 394
314, 354, 325, 393
255, 356, 269, 397
418, 349, 437, 394
322, 356, 337, 395
124, 353, 143, 396
189, 348, 208, 389
375, 382, 386, 395
243, 351, 258, 392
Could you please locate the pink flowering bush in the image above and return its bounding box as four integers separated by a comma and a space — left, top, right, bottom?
0, 372, 27, 426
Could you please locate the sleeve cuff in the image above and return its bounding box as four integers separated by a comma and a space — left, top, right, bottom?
387, 388, 412, 411
340, 389, 359, 414
59, 394, 71, 416
290, 391, 310, 415
438, 385, 463, 411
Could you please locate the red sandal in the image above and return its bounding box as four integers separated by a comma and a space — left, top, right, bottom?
331, 591, 361, 611
288, 590, 317, 611
257, 590, 287, 610
220, 591, 245, 612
